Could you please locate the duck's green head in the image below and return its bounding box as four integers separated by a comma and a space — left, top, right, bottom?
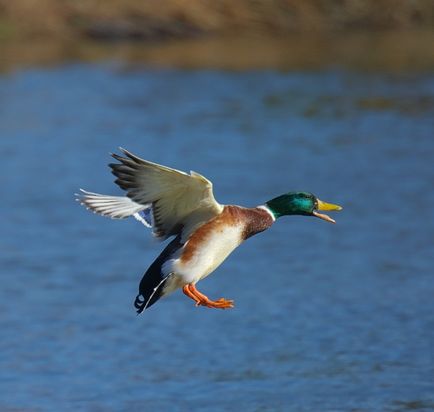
266, 192, 342, 223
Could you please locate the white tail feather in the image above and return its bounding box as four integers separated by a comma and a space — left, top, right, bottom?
77, 189, 151, 226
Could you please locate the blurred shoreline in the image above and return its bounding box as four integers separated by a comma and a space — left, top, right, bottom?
1, 31, 434, 73
1, 1, 434, 72
1, 0, 433, 41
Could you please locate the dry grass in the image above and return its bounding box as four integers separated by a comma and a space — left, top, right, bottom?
0, 0, 433, 40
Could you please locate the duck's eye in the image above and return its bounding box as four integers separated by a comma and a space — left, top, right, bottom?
314, 200, 318, 210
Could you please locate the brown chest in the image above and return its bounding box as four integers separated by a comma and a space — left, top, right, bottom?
179, 205, 273, 264
237, 206, 275, 240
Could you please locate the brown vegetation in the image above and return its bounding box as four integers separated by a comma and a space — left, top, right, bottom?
0, 0, 433, 41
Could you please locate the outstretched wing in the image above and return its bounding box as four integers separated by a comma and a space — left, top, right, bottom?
110, 148, 223, 240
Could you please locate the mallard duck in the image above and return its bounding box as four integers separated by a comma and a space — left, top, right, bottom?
77, 149, 342, 313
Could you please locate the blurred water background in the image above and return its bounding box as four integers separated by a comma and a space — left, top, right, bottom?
0, 3, 434, 411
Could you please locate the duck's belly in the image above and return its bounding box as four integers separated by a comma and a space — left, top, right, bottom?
160, 205, 274, 297
167, 224, 244, 285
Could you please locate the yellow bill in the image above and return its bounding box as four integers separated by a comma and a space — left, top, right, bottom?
313, 199, 343, 224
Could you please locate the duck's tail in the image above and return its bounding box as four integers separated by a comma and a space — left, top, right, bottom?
134, 235, 182, 314
76, 189, 153, 227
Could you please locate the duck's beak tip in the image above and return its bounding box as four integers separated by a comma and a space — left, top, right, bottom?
314, 199, 342, 223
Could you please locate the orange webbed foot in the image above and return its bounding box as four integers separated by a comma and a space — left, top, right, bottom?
212, 298, 234, 309
182, 284, 234, 310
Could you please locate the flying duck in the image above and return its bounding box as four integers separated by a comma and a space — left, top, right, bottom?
77, 149, 342, 313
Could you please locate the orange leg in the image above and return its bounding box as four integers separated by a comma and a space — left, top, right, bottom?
182, 284, 234, 309
182, 284, 202, 305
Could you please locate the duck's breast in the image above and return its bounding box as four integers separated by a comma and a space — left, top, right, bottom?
162, 205, 274, 285
163, 206, 243, 283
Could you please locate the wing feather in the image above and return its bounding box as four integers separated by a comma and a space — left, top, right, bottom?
76, 189, 151, 225
110, 149, 223, 239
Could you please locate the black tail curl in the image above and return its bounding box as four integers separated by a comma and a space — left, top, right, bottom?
134, 275, 170, 314
134, 294, 146, 311
134, 235, 181, 314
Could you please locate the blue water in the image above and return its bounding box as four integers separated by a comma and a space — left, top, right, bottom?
1, 65, 433, 411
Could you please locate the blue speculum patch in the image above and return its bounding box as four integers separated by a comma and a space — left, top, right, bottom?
138, 208, 153, 227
